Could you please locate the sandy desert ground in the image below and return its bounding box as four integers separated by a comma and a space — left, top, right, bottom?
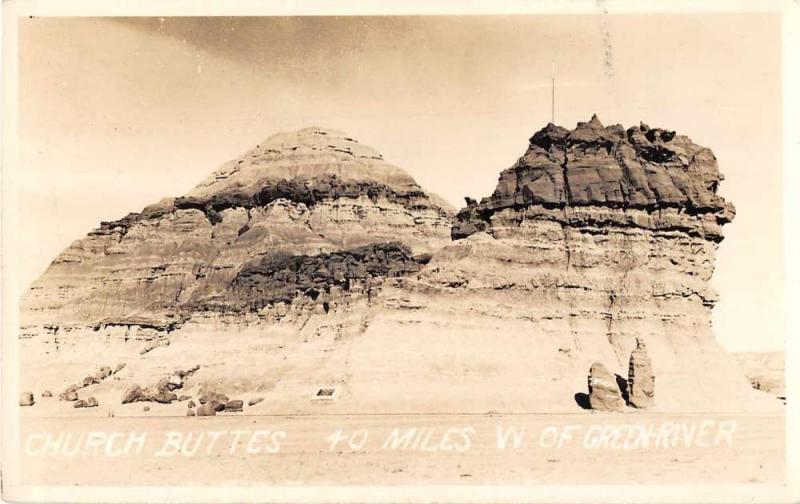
16, 314, 786, 486
18, 410, 784, 486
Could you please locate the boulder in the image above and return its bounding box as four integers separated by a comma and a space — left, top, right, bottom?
155, 377, 171, 393
74, 400, 88, 408
199, 391, 229, 405
96, 366, 113, 380
167, 374, 184, 390
143, 405, 150, 412
225, 400, 244, 412
60, 386, 79, 402
42, 390, 53, 398
151, 391, 178, 404
248, 397, 264, 406
83, 375, 99, 387
197, 403, 217, 416
121, 385, 145, 404
20, 392, 35, 407
187, 400, 196, 409
187, 409, 196, 417
86, 396, 99, 408
213, 401, 226, 412
628, 338, 655, 408
588, 361, 625, 412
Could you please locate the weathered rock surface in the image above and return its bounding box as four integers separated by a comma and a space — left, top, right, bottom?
347, 117, 762, 412
628, 338, 655, 408
18, 119, 773, 415
198, 391, 229, 405
196, 403, 216, 416
121, 385, 145, 404
21, 127, 453, 333
224, 400, 244, 412
228, 242, 431, 312
453, 115, 734, 242
60, 386, 78, 402
73, 397, 98, 408
588, 362, 625, 411
120, 367, 199, 404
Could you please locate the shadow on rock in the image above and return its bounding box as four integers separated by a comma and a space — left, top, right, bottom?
615, 374, 629, 404
574, 392, 591, 410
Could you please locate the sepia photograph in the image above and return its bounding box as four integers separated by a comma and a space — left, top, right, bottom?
2, 1, 798, 502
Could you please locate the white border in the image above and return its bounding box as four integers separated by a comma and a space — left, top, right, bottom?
2, 0, 798, 502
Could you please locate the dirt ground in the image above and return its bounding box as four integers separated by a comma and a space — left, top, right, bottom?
18, 411, 784, 486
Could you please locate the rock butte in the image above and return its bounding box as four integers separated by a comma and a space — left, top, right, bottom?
21, 126, 454, 330
19, 120, 777, 413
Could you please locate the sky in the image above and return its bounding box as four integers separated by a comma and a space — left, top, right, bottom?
17, 14, 783, 351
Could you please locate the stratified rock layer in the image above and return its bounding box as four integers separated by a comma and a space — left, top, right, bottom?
21, 128, 454, 331
338, 116, 764, 412
453, 115, 734, 242
19, 119, 777, 415
227, 242, 431, 312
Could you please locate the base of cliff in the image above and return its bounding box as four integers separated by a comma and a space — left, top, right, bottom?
19, 303, 780, 416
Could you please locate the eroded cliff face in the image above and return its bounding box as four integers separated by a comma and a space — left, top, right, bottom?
439, 115, 732, 355
453, 114, 734, 241
21, 127, 453, 332
350, 116, 755, 411
20, 119, 770, 414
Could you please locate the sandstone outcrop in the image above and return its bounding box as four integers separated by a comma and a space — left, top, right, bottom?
628, 338, 655, 408
21, 127, 453, 333
228, 242, 431, 312
18, 119, 772, 415
357, 116, 762, 412
453, 115, 734, 242
588, 362, 625, 411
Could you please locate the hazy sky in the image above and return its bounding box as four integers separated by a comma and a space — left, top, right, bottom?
17, 14, 783, 351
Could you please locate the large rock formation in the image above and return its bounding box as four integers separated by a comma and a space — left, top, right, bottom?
344, 116, 769, 412
19, 119, 776, 415
453, 114, 734, 241
21, 127, 453, 334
